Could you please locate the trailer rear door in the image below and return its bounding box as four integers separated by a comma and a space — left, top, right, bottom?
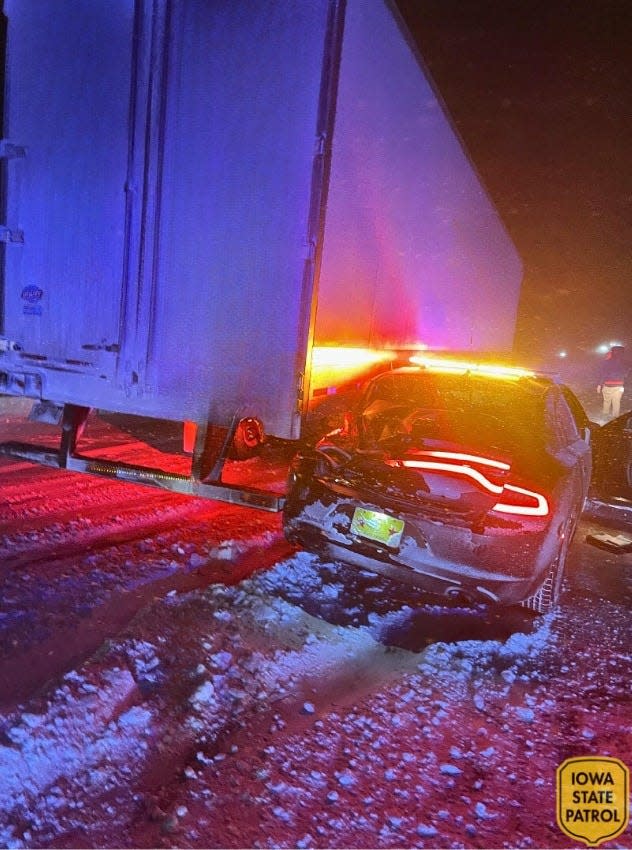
143, 0, 338, 435
1, 1, 134, 371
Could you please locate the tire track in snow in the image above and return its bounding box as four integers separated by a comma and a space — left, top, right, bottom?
0, 489, 289, 710
0, 575, 423, 847
0, 492, 210, 570
0, 444, 291, 711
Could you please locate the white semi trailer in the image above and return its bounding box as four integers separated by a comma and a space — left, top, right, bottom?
0, 0, 522, 509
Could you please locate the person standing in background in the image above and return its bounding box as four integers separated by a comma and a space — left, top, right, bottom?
597, 345, 628, 420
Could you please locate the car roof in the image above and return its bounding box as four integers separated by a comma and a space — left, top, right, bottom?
373, 364, 557, 394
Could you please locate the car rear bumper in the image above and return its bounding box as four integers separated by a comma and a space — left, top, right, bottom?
284, 496, 556, 605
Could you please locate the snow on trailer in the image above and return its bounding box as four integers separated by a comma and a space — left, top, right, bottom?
0, 0, 522, 508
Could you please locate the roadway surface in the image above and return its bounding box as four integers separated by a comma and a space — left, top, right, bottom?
0, 401, 630, 848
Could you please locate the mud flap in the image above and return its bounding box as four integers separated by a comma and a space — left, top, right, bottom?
191, 416, 240, 484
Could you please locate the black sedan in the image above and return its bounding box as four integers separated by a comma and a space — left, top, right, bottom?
591, 409, 632, 502
284, 362, 593, 613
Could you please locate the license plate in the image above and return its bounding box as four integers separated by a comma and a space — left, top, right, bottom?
350, 508, 405, 548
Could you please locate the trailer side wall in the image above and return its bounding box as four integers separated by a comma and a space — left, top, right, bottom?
313, 0, 522, 353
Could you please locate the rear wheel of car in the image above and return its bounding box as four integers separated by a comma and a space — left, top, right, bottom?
521, 513, 576, 615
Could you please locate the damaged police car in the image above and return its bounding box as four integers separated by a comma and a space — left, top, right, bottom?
283, 359, 592, 613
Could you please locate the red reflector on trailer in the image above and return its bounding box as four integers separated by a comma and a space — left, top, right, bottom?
183, 420, 197, 454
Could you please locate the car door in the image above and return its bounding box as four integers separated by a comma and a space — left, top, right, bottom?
560, 384, 599, 490
591, 412, 632, 501
547, 386, 589, 475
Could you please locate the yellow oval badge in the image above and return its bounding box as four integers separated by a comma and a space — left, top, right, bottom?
557, 756, 629, 846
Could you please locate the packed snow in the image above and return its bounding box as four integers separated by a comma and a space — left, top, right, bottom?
0, 544, 629, 848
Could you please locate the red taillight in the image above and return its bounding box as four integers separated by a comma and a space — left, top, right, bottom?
385, 458, 505, 495
385, 450, 549, 517
413, 450, 510, 470
491, 484, 549, 517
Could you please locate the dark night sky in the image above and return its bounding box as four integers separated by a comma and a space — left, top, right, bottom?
395, 0, 632, 368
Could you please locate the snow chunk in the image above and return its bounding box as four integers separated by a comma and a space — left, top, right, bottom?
516, 707, 535, 723
417, 824, 438, 838
272, 806, 292, 823
117, 706, 151, 730
475, 802, 494, 819
189, 552, 206, 568
189, 681, 216, 708
337, 772, 355, 788
440, 763, 462, 776
209, 651, 233, 672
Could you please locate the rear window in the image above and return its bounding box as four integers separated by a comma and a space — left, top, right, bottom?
361, 371, 546, 454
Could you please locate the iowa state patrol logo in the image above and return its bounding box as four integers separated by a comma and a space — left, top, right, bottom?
557, 757, 629, 846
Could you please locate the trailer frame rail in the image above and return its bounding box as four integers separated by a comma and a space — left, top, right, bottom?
0, 403, 285, 512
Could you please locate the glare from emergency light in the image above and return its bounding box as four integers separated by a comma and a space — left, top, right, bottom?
596, 343, 610, 354
409, 355, 534, 379
558, 351, 567, 358
311, 347, 396, 368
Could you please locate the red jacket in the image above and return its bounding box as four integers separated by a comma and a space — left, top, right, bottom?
599, 348, 628, 387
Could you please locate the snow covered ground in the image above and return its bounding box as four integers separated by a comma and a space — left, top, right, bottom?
0, 405, 630, 848
1, 547, 630, 849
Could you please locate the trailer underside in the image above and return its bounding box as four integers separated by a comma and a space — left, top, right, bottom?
0, 403, 285, 512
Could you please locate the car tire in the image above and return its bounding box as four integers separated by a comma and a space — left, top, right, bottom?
521, 513, 576, 615
230, 417, 265, 460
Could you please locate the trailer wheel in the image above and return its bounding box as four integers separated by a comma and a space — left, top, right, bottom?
231, 417, 265, 459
